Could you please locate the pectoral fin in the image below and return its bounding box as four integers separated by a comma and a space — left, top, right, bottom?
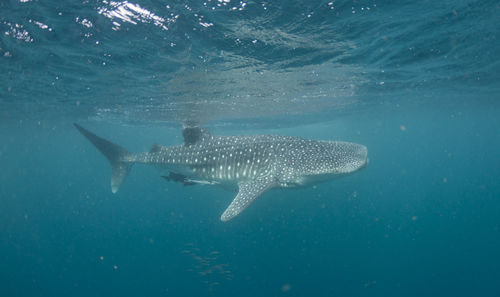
220, 177, 277, 222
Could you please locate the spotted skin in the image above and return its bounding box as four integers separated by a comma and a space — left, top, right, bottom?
75, 124, 368, 221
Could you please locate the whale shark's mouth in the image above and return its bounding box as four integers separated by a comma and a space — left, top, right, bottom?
351, 144, 368, 171
361, 150, 369, 169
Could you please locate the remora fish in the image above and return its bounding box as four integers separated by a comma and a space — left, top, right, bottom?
74, 124, 368, 221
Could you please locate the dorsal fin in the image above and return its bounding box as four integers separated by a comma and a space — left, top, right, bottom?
182, 122, 211, 146
150, 143, 162, 153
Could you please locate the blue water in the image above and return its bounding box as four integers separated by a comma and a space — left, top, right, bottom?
1, 0, 499, 296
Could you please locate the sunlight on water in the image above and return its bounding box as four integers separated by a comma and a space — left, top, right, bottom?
98, 0, 174, 31
1, 0, 497, 125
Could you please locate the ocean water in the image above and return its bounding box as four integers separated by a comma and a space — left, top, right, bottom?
1, 0, 500, 296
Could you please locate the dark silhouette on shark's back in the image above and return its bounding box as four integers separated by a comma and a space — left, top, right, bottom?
74, 124, 368, 221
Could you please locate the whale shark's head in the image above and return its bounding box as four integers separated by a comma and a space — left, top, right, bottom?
328, 141, 368, 174
280, 140, 367, 185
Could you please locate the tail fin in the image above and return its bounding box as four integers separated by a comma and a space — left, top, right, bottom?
74, 123, 133, 193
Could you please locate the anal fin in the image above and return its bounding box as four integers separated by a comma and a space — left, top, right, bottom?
221, 176, 277, 222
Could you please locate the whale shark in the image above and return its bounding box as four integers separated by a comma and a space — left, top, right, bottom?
74, 123, 368, 221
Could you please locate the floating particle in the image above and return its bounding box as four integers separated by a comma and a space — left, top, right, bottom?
281, 283, 291, 292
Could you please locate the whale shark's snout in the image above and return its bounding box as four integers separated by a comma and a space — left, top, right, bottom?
358, 144, 368, 170
349, 143, 368, 172
332, 142, 368, 174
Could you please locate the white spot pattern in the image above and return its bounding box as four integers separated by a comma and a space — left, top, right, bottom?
132, 134, 367, 221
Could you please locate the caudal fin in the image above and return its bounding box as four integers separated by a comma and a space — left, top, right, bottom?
74, 123, 133, 193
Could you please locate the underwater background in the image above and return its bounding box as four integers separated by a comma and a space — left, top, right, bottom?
1, 0, 499, 296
